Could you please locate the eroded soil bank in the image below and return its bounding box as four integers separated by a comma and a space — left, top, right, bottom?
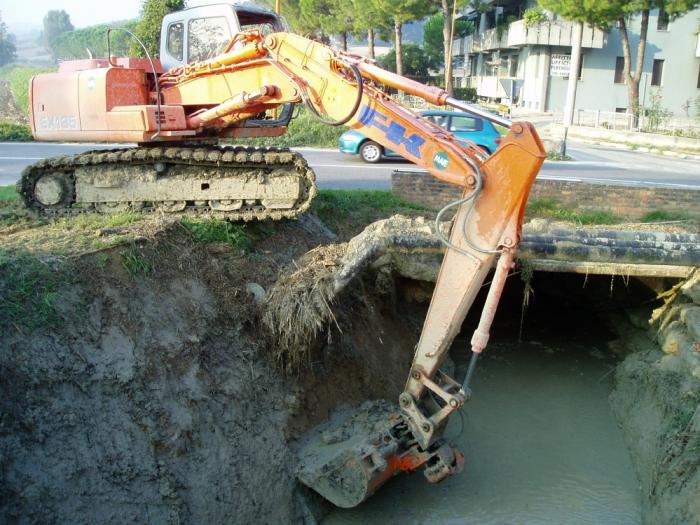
0, 216, 416, 524
1, 210, 698, 524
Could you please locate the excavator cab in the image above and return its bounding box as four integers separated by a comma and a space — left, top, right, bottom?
159, 3, 293, 130
160, 3, 285, 70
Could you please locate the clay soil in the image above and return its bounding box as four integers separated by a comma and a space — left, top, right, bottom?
0, 214, 420, 524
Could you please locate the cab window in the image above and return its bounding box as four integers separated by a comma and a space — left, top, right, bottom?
449, 116, 483, 132
188, 16, 232, 62
167, 22, 183, 61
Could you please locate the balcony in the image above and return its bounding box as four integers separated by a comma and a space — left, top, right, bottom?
507, 19, 605, 48
466, 75, 511, 99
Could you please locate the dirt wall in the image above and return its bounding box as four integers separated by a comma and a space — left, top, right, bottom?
610, 271, 700, 525
0, 218, 419, 524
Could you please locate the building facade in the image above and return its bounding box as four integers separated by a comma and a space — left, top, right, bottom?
452, 2, 700, 118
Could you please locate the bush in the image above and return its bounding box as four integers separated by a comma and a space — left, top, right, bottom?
452, 87, 477, 102
0, 64, 55, 115
0, 122, 32, 141
523, 7, 549, 26
378, 44, 432, 79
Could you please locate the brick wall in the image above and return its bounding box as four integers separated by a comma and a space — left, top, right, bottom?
392, 170, 700, 220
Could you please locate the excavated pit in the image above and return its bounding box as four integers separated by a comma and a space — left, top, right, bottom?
1, 213, 698, 524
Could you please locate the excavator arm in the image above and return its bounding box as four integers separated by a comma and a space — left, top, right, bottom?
165, 30, 546, 505
173, 31, 547, 506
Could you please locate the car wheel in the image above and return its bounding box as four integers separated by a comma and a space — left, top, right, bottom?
360, 141, 383, 163
476, 145, 491, 155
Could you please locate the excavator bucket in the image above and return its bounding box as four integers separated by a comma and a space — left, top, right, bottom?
296, 401, 463, 508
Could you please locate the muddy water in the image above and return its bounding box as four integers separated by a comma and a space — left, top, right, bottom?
323, 341, 642, 525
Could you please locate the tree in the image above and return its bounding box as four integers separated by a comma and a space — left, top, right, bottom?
539, 0, 620, 126
130, 0, 185, 58
51, 20, 138, 60
0, 14, 16, 66
298, 0, 355, 50
43, 10, 74, 54
377, 43, 432, 78
374, 0, 435, 76
423, 12, 474, 71
424, 0, 472, 94
612, 0, 699, 125
350, 0, 392, 59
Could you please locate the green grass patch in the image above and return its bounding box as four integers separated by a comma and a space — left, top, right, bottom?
120, 245, 152, 277
67, 211, 145, 231
0, 122, 32, 141
230, 107, 346, 148
0, 253, 66, 331
180, 218, 250, 249
545, 149, 572, 161
0, 184, 19, 201
526, 198, 620, 225
640, 209, 698, 222
311, 189, 430, 238
0, 64, 55, 115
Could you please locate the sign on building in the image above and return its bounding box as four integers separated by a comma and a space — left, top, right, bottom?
550, 54, 571, 77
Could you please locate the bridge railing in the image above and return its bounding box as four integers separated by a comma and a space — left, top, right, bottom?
553, 109, 700, 138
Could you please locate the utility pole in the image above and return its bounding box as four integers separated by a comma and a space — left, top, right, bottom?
560, 21, 583, 157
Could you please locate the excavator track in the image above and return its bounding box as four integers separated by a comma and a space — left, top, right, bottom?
18, 145, 317, 221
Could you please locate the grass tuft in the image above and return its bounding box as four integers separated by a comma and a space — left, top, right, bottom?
0, 122, 32, 141
526, 198, 620, 225
640, 209, 698, 222
67, 212, 144, 231
120, 245, 152, 276
546, 149, 572, 161
0, 184, 19, 201
311, 189, 430, 238
0, 253, 65, 331
180, 218, 250, 249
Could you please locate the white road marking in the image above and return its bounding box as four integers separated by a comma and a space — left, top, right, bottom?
308, 163, 400, 170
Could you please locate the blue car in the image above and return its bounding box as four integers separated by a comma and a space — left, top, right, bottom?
338, 110, 502, 163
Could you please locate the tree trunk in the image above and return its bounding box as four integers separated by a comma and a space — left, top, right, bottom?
341, 31, 348, 51
619, 10, 649, 127
367, 28, 375, 60
442, 0, 453, 93
562, 21, 583, 126
394, 21, 403, 76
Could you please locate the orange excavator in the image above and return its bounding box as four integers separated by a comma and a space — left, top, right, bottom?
20, 2, 545, 508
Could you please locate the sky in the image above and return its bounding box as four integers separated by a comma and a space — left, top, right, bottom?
1, 0, 144, 31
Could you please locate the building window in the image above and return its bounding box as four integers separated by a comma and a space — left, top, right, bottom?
615, 107, 627, 113
651, 59, 664, 86
509, 54, 519, 77
657, 9, 669, 30
614, 56, 625, 83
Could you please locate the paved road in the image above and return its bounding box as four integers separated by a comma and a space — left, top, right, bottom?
1, 141, 699, 190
